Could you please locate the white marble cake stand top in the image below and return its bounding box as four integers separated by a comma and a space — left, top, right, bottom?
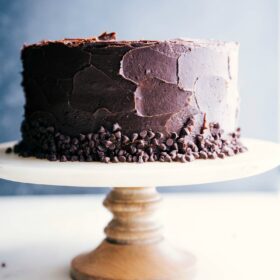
0, 138, 279, 187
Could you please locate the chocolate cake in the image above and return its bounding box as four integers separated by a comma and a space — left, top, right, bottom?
13, 32, 246, 163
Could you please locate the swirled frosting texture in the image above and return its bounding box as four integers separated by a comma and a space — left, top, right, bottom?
21, 35, 239, 136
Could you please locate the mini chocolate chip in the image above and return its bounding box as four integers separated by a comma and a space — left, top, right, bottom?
149, 155, 155, 162
131, 133, 138, 142
177, 138, 185, 144
186, 147, 192, 155
130, 146, 137, 154
187, 140, 196, 147
180, 127, 190, 136
159, 155, 165, 162
46, 126, 55, 133
86, 133, 93, 141
147, 147, 153, 155
98, 126, 106, 133
118, 155, 126, 162
138, 156, 144, 163
60, 155, 67, 162
196, 135, 204, 142
155, 132, 164, 139
21, 152, 29, 157
140, 130, 148, 139
218, 152, 225, 159
221, 139, 229, 145
159, 143, 167, 151
49, 145, 56, 153
137, 150, 144, 157
118, 150, 125, 156
109, 134, 116, 142
239, 146, 247, 153
66, 136, 72, 143
199, 151, 208, 159
166, 138, 174, 147
223, 147, 234, 156
97, 151, 105, 158
99, 132, 106, 140
104, 140, 112, 148
193, 145, 199, 152
114, 131, 121, 139
185, 154, 195, 162
72, 138, 79, 145
108, 143, 115, 150
180, 156, 187, 163
79, 134, 86, 141
86, 155, 93, 162
205, 139, 213, 147
127, 155, 133, 162
172, 143, 179, 151
233, 147, 239, 154
79, 155, 85, 162
42, 143, 48, 151
1, 262, 6, 268
103, 157, 110, 163
70, 146, 77, 153
152, 138, 159, 146
187, 125, 193, 132
193, 152, 200, 159
93, 134, 99, 141
137, 141, 145, 149
5, 147, 12, 154
176, 153, 184, 160
84, 147, 90, 155
71, 155, 79, 161
169, 150, 177, 160
185, 117, 194, 126
171, 132, 178, 139
143, 154, 149, 162
48, 154, 57, 161
147, 131, 155, 139
112, 156, 119, 163
113, 123, 121, 132
209, 152, 218, 159
164, 154, 172, 162
122, 135, 130, 144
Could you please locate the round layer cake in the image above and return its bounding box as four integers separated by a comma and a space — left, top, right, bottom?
13, 32, 245, 163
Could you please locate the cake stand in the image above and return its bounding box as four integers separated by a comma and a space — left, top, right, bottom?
0, 138, 280, 280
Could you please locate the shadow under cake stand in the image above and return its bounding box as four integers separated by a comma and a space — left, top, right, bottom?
0, 138, 280, 280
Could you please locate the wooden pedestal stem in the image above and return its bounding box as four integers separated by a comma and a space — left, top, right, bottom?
104, 187, 162, 245
71, 187, 196, 280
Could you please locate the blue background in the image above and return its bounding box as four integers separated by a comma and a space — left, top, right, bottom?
0, 0, 279, 195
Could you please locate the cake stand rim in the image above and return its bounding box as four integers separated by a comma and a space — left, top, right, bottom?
0, 138, 279, 188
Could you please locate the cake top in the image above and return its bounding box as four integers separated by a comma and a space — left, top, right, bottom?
23, 31, 239, 50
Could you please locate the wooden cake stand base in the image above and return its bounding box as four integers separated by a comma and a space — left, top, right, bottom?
0, 138, 280, 280
71, 187, 195, 280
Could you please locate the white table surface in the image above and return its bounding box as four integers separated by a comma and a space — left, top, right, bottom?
0, 193, 280, 280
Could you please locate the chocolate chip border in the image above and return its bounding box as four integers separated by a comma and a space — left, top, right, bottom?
9, 116, 247, 163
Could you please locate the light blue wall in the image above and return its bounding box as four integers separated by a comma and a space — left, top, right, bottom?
0, 0, 279, 194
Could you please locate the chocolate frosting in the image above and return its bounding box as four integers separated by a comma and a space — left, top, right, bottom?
21, 33, 239, 137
